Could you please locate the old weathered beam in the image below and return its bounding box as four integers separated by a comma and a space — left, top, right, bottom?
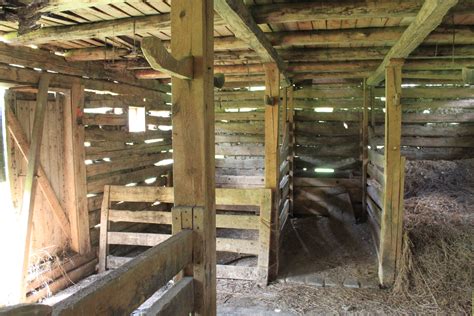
367, 0, 459, 85
64, 82, 91, 255
171, 0, 216, 314
263, 63, 280, 281
251, 0, 424, 24
4, 13, 172, 45
379, 59, 404, 286
36, 0, 129, 13
214, 0, 290, 85
64, 47, 129, 61
5, 21, 473, 51
142, 36, 193, 80
0, 42, 169, 94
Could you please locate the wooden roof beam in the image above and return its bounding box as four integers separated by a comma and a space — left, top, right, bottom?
367, 0, 459, 86
214, 0, 290, 86
33, 0, 129, 13
4, 14, 172, 45
251, 0, 424, 24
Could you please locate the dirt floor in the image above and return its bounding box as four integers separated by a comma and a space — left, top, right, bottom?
217, 159, 474, 315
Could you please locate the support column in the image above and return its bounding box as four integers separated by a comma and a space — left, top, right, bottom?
171, 0, 215, 314
379, 59, 405, 286
64, 82, 91, 255
263, 63, 280, 281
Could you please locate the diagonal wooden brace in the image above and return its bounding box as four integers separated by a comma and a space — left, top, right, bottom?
142, 36, 194, 80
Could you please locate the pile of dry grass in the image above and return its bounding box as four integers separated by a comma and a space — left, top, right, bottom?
393, 159, 474, 314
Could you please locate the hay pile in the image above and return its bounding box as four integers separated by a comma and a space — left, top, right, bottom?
394, 159, 474, 314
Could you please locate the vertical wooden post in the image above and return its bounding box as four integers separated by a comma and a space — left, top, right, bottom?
64, 82, 91, 254
361, 80, 369, 216
263, 63, 280, 281
170, 0, 215, 314
17, 74, 50, 300
379, 59, 404, 286
287, 87, 295, 216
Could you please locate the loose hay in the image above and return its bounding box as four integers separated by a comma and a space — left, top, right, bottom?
394, 159, 474, 314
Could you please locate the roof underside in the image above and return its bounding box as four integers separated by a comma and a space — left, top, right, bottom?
0, 0, 473, 87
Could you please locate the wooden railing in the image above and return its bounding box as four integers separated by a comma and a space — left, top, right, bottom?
99, 185, 272, 284
55, 229, 193, 315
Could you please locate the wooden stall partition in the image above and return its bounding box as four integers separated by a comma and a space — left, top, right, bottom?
98, 185, 272, 285
293, 84, 364, 219
369, 85, 474, 160
214, 89, 265, 188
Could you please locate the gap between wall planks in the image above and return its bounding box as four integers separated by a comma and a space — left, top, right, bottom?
170, 0, 216, 315
379, 59, 405, 286
263, 63, 280, 280
17, 74, 51, 301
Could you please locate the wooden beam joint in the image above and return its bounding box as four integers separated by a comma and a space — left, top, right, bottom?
142, 36, 194, 80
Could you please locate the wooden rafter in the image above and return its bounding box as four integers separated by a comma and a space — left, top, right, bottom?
214, 0, 290, 85
5, 20, 474, 51
35, 0, 128, 13
367, 0, 460, 86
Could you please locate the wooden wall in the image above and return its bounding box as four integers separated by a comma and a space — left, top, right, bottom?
215, 90, 265, 188
370, 84, 474, 160
83, 92, 173, 247
6, 91, 70, 261
292, 85, 364, 216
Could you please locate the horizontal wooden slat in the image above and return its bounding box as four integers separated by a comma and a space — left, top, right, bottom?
217, 214, 259, 230
145, 276, 194, 316
107, 186, 271, 207
216, 238, 258, 255
366, 196, 382, 226
107, 232, 171, 247
368, 149, 384, 168
109, 210, 172, 225
367, 163, 384, 185
52, 230, 192, 315
294, 177, 361, 188
295, 112, 361, 122
216, 265, 257, 280
367, 180, 383, 210
370, 136, 474, 148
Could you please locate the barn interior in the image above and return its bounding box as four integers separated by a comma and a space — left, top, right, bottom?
0, 0, 472, 315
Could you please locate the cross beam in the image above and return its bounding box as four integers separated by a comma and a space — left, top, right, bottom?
367, 0, 459, 86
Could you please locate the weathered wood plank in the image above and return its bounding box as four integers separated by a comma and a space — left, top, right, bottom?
379, 60, 404, 286
216, 265, 257, 280
17, 75, 50, 301
144, 276, 194, 316
64, 83, 91, 254
52, 230, 193, 315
